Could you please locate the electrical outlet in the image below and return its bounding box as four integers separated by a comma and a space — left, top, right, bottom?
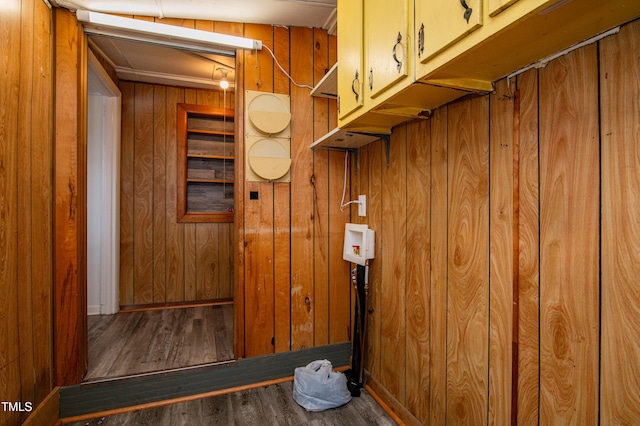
358, 195, 366, 217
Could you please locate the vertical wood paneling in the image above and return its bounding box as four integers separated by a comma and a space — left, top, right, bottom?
54, 8, 87, 385
219, 223, 234, 299
17, 0, 36, 412
243, 23, 276, 356
164, 86, 185, 303
9, 8, 640, 421
380, 123, 407, 403
364, 140, 383, 380
120, 77, 238, 307
488, 79, 514, 424
133, 83, 155, 304
1, 1, 22, 422
153, 85, 167, 302
273, 25, 292, 353
224, 20, 246, 359
114, 19, 346, 362
313, 27, 330, 346
600, 20, 640, 424
326, 32, 350, 344
31, 0, 54, 403
429, 106, 448, 425
447, 95, 489, 425
405, 119, 431, 424
243, 184, 275, 357
516, 68, 540, 425
196, 226, 218, 299
328, 149, 351, 344
119, 81, 135, 306
183, 89, 197, 301
290, 26, 315, 350
539, 46, 599, 424
354, 21, 640, 426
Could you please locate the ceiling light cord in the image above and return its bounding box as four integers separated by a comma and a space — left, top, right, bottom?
262, 45, 314, 90
155, 0, 164, 19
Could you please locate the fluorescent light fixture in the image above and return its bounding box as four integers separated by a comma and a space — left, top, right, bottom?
76, 10, 262, 56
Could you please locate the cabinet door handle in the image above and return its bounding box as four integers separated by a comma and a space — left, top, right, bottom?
418, 24, 425, 58
392, 32, 403, 72
351, 70, 360, 102
369, 67, 373, 91
460, 0, 473, 23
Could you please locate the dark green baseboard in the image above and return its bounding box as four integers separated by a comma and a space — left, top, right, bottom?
60, 342, 351, 418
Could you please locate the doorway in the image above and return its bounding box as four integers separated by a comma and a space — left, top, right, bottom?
84, 44, 237, 383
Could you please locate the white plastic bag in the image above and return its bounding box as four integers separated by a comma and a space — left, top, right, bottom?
292, 359, 352, 412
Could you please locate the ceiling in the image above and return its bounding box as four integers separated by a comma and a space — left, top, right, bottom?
53, 0, 337, 30
88, 36, 239, 90
54, 0, 337, 91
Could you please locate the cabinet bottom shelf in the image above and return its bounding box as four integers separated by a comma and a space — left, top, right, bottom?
183, 181, 234, 222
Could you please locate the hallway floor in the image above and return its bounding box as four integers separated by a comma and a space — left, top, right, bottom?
64, 381, 397, 425
86, 304, 233, 381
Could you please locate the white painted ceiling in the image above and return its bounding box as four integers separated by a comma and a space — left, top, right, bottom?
53, 0, 337, 29
55, 0, 337, 90
88, 36, 239, 90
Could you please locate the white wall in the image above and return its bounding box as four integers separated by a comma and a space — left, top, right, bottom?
87, 52, 121, 316
87, 93, 103, 315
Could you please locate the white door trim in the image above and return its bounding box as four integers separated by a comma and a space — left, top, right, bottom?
88, 51, 121, 315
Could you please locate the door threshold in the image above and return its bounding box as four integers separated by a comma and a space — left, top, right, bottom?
81, 359, 236, 386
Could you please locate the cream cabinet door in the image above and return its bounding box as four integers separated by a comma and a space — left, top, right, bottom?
365, 0, 409, 99
338, 0, 365, 120
416, 0, 483, 63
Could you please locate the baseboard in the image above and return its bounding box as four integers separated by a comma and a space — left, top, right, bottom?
60, 342, 351, 418
87, 305, 101, 315
22, 387, 60, 426
119, 299, 233, 312
364, 371, 423, 426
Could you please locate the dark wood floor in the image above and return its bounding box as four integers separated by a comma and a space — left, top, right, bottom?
65, 381, 397, 425
86, 305, 234, 381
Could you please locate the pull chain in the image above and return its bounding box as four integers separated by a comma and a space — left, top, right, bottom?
223, 88, 228, 199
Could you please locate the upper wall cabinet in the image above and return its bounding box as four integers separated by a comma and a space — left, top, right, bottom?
415, 0, 557, 89
337, 0, 418, 133
333, 0, 640, 138
337, 0, 365, 121
365, 0, 410, 99
417, 0, 483, 62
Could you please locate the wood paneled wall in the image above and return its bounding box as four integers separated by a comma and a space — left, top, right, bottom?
119, 18, 349, 358
54, 6, 88, 388
239, 24, 349, 357
358, 19, 640, 425
119, 81, 235, 306
0, 0, 56, 424
600, 20, 640, 424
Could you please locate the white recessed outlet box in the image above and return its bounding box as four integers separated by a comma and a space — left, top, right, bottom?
358, 194, 366, 217
343, 223, 375, 266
